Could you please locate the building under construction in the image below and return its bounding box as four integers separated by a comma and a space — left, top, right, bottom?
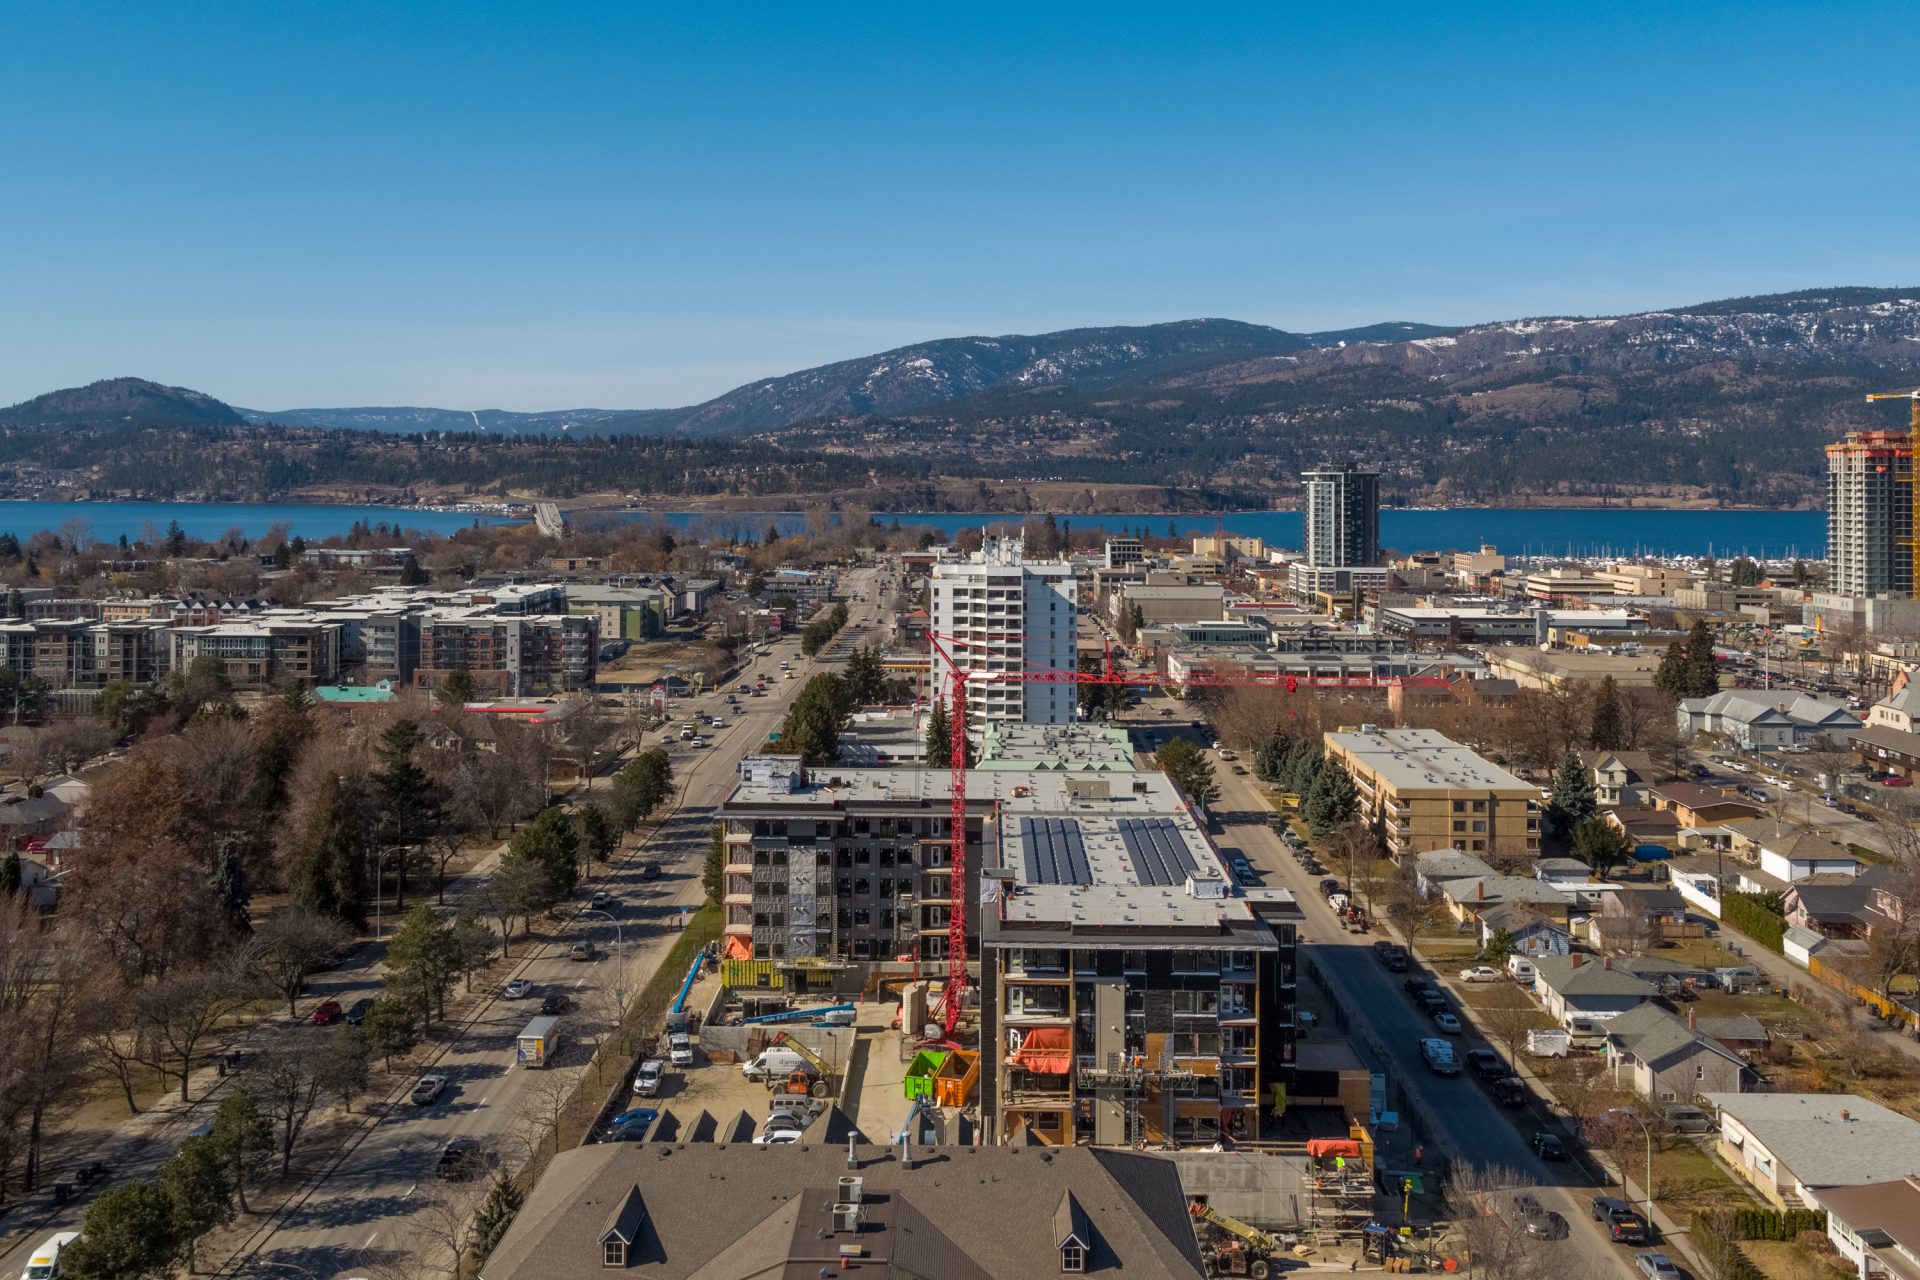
1827, 428, 1914, 597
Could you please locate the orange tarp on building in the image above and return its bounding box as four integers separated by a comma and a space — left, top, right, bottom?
1008, 1027, 1072, 1074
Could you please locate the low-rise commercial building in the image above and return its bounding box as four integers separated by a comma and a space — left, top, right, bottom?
413, 610, 597, 695
1324, 727, 1540, 860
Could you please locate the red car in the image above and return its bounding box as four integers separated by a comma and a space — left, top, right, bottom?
1884, 776, 1912, 788
310, 1000, 343, 1025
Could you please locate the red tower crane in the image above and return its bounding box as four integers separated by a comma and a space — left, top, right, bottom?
919, 629, 1450, 1041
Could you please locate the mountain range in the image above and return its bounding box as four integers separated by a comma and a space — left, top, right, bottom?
6, 287, 1920, 505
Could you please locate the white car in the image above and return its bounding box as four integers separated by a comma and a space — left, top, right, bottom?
503, 978, 531, 999
632, 1059, 666, 1097
752, 1128, 802, 1145
1458, 966, 1501, 983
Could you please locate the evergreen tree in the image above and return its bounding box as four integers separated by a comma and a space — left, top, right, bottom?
609, 749, 674, 830
361, 997, 419, 1069
573, 803, 617, 863
1683, 620, 1721, 698
209, 837, 252, 934
1545, 753, 1597, 834
1588, 675, 1627, 751
398, 554, 429, 585
163, 1136, 234, 1273
375, 719, 443, 859
436, 666, 476, 710
64, 1182, 180, 1280
505, 807, 580, 901
209, 1085, 272, 1214
1571, 816, 1634, 880
164, 520, 189, 556
844, 643, 888, 705
290, 772, 364, 927
1302, 760, 1359, 837
922, 697, 951, 768
0, 849, 20, 896
385, 903, 458, 1025
1156, 737, 1221, 807
1283, 743, 1324, 796
1653, 639, 1691, 703
472, 1175, 525, 1261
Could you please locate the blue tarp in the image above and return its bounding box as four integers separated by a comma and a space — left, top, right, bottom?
1632, 844, 1672, 861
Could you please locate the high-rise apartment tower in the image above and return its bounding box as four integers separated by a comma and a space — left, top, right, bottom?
1826, 430, 1913, 598
1302, 463, 1380, 568
930, 538, 1078, 727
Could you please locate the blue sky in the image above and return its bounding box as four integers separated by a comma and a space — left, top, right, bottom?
2, 2, 1916, 411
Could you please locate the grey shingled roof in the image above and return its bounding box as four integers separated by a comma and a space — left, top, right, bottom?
1532, 955, 1657, 999
1702, 1093, 1920, 1189
1604, 1004, 1743, 1071
481, 1141, 1208, 1280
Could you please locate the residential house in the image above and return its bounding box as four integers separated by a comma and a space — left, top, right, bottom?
1814, 1176, 1920, 1280
1675, 690, 1861, 750
1475, 902, 1572, 958
15, 851, 63, 911
478, 1138, 1210, 1280
1592, 886, 1699, 952
1531, 954, 1657, 1025
0, 791, 69, 846
1435, 874, 1575, 926
1533, 857, 1592, 888
1580, 750, 1657, 808
1782, 878, 1877, 939
1650, 783, 1764, 829
1412, 850, 1496, 896
1603, 1004, 1747, 1102
1604, 806, 1682, 854
1864, 685, 1920, 733
1702, 1092, 1920, 1210
1694, 1015, 1769, 1056
1722, 818, 1861, 883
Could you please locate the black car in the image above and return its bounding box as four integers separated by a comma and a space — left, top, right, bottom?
1416, 989, 1449, 1014
1463, 1048, 1503, 1080
1491, 1077, 1526, 1108
1533, 1131, 1567, 1161
1403, 977, 1430, 998
642, 863, 662, 880
541, 993, 572, 1016
1526, 1210, 1570, 1241
343, 997, 374, 1026
1319, 878, 1342, 897
436, 1137, 487, 1181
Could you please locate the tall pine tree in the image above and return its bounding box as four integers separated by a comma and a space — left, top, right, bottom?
1588, 675, 1627, 751
1545, 754, 1597, 834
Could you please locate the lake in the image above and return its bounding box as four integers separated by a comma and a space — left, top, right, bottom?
643, 507, 1829, 559
0, 499, 1828, 559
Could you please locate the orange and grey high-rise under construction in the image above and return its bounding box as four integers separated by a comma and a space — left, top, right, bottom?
1827, 428, 1914, 597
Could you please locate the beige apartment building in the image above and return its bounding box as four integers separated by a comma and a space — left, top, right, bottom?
1323, 727, 1540, 861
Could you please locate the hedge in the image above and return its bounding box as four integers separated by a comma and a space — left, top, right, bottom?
1723, 891, 1786, 953
1731, 1208, 1826, 1241
1690, 1213, 1766, 1280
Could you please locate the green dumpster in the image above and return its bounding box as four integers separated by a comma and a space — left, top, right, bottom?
903, 1050, 949, 1102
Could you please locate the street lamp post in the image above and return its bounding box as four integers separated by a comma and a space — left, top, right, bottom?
1608, 1107, 1654, 1222
582, 908, 628, 1009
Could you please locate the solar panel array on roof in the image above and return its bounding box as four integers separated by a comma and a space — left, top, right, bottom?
1118, 817, 1198, 886
1020, 817, 1091, 886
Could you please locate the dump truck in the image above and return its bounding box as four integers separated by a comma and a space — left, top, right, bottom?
516, 1016, 561, 1068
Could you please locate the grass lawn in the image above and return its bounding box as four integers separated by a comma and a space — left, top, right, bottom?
1647, 1140, 1752, 1216
1742, 1238, 1853, 1280
1657, 937, 1743, 969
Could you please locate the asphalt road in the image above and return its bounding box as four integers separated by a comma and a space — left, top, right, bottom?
222, 565, 888, 1278
1194, 737, 1647, 1280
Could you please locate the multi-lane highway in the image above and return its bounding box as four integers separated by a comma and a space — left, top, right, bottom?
225, 563, 887, 1278
0, 567, 887, 1280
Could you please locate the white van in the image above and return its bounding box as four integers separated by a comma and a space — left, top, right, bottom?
23, 1232, 80, 1280
1565, 1017, 1609, 1050
1506, 956, 1537, 984
740, 1046, 812, 1083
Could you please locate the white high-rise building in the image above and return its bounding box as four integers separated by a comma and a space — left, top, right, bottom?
1302, 463, 1381, 568
930, 537, 1078, 728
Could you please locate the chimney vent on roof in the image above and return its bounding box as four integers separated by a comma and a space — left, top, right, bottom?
1603, 956, 1612, 970
1841, 1109, 1852, 1121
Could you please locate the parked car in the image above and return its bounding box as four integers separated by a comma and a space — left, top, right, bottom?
753, 1127, 803, 1145
1526, 1210, 1569, 1241
310, 1000, 343, 1026
343, 998, 374, 1025
1592, 1196, 1636, 1221
410, 1075, 448, 1105
1663, 1104, 1713, 1134
541, 993, 572, 1016
1463, 1048, 1503, 1079
1403, 978, 1431, 998
569, 941, 594, 961
1634, 1253, 1682, 1280
590, 890, 612, 907
1433, 1012, 1462, 1034
1532, 1131, 1567, 1161
1417, 989, 1449, 1014
632, 1059, 666, 1097
1884, 776, 1912, 787
1458, 966, 1501, 983
609, 1106, 659, 1132
503, 978, 532, 999
436, 1137, 486, 1180
1319, 878, 1342, 896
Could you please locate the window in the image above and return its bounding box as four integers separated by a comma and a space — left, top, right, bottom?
1452, 821, 1467, 833
603, 1240, 628, 1267
1472, 800, 1486, 813
1061, 1242, 1085, 1273
1472, 821, 1486, 833
1452, 800, 1466, 813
